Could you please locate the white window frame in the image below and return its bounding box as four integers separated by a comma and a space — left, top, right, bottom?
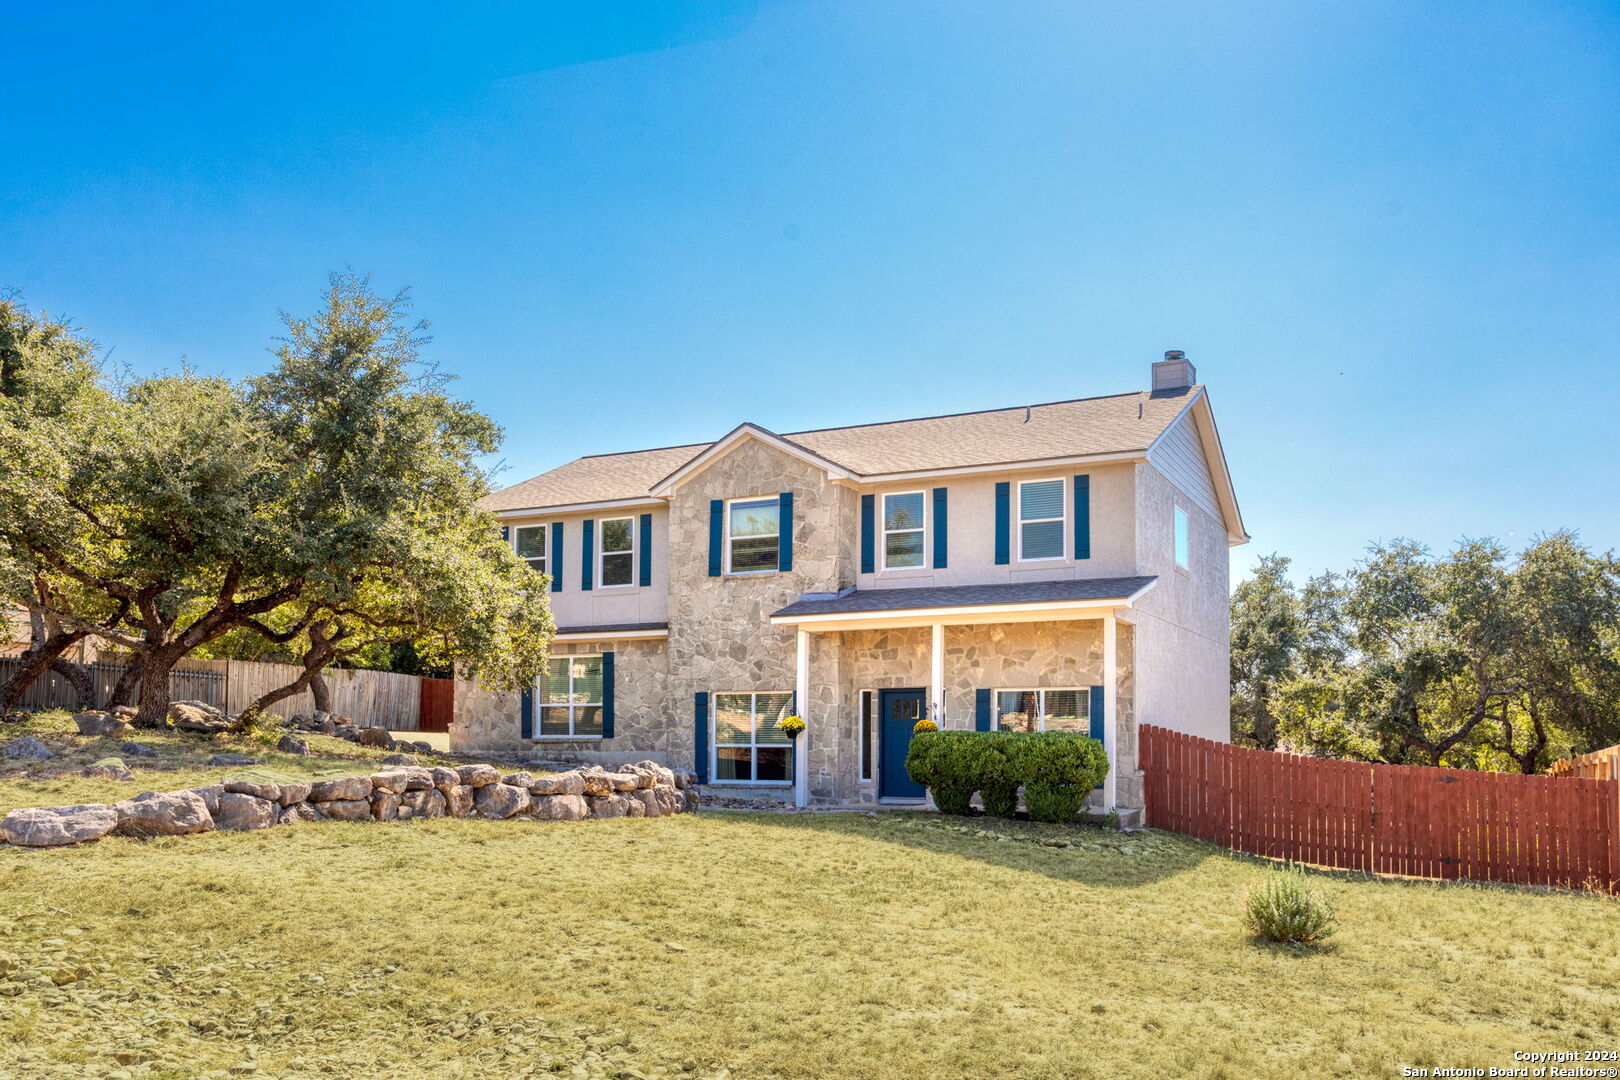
597, 516, 636, 589
724, 495, 781, 576
992, 687, 1090, 733
879, 490, 928, 572
536, 653, 605, 739
512, 523, 549, 576
858, 689, 875, 783
1173, 506, 1190, 572
710, 690, 794, 785
1016, 477, 1067, 562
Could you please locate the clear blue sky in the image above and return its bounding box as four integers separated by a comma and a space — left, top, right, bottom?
4, 1, 1618, 583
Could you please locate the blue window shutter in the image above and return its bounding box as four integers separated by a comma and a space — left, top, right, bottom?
778, 491, 794, 572
694, 692, 710, 783
932, 487, 948, 569
638, 513, 652, 587
550, 522, 563, 593
1089, 685, 1105, 741
994, 482, 1011, 565
708, 500, 724, 577
860, 494, 875, 573
975, 688, 991, 732
520, 686, 534, 739
581, 519, 594, 591
1073, 474, 1091, 560
500, 525, 509, 543
601, 652, 615, 738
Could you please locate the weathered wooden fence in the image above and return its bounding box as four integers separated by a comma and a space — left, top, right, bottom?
1548, 745, 1620, 781
0, 651, 439, 731
1141, 725, 1620, 892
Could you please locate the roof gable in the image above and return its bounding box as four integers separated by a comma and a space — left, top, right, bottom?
648, 423, 858, 496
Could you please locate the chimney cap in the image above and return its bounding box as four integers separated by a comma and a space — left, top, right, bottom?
1163, 349, 1185, 360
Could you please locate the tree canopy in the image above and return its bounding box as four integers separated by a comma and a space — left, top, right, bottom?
0, 275, 553, 724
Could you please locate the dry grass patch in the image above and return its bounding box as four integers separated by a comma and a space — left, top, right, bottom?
0, 810, 1616, 1079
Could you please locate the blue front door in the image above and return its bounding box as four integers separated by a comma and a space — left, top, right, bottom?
879, 688, 927, 799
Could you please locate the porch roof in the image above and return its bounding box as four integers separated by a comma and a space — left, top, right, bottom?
770, 576, 1157, 628
553, 621, 669, 642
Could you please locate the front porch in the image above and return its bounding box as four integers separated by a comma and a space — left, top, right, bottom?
769, 576, 1154, 809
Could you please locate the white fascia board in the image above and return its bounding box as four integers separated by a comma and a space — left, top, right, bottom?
857, 449, 1149, 485
493, 497, 665, 519
650, 423, 858, 496
551, 628, 669, 643
1143, 388, 1250, 546
770, 579, 1157, 631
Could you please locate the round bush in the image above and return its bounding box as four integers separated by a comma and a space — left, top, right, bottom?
1244, 867, 1338, 945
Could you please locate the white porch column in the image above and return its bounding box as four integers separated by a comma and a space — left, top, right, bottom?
930, 623, 945, 727
1102, 610, 1118, 810
794, 628, 810, 808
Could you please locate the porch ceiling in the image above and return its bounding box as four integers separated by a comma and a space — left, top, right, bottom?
769, 576, 1156, 631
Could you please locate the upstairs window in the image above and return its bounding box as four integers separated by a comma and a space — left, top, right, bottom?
728, 497, 780, 573
995, 689, 1087, 733
599, 516, 635, 587
1174, 507, 1190, 570
514, 525, 547, 575
540, 656, 603, 737
1018, 479, 1065, 560
882, 491, 926, 570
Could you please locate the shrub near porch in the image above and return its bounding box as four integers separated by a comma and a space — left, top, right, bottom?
1, 810, 1615, 1079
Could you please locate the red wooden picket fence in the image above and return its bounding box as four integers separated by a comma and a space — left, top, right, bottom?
1140, 725, 1620, 892
1548, 745, 1620, 781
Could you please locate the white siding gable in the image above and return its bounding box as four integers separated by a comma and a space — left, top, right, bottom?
1147, 411, 1220, 522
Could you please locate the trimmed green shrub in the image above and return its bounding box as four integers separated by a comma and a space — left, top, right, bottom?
904, 729, 1108, 819
1244, 867, 1337, 945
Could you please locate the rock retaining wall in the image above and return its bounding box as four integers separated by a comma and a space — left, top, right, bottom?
0, 762, 699, 848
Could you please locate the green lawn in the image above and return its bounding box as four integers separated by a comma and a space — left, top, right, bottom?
0, 710, 460, 816
1, 801, 1616, 1080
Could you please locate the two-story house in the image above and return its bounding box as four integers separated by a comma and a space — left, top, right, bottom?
453, 351, 1247, 814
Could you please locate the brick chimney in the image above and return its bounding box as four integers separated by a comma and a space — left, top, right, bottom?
1151, 349, 1196, 391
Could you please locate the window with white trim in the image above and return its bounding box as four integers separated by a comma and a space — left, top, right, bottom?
712, 691, 793, 782
539, 655, 603, 737
1174, 506, 1190, 571
994, 688, 1088, 734
727, 498, 780, 574
881, 491, 926, 570
599, 516, 635, 587
1018, 479, 1065, 560
514, 525, 548, 575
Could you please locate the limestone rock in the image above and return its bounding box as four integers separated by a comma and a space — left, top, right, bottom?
356, 726, 393, 749
623, 793, 646, 818
188, 785, 222, 814
112, 790, 213, 837
474, 783, 530, 819
370, 767, 432, 793
308, 776, 372, 802
456, 763, 500, 788
317, 799, 371, 822
400, 788, 447, 819
578, 768, 616, 797
223, 779, 279, 801
682, 789, 701, 813
501, 771, 535, 789
3, 736, 54, 761
277, 803, 319, 826
169, 702, 229, 734
214, 793, 276, 831
429, 766, 460, 790
630, 761, 676, 789
111, 705, 138, 719
381, 753, 418, 766
80, 757, 134, 781
206, 754, 260, 767
73, 711, 131, 738
276, 735, 312, 756
673, 770, 696, 790
631, 789, 664, 817
372, 792, 401, 821
586, 794, 628, 819
652, 787, 683, 816
444, 784, 474, 817
2, 804, 118, 846
530, 793, 589, 821
277, 782, 312, 806
530, 771, 586, 796
118, 741, 157, 758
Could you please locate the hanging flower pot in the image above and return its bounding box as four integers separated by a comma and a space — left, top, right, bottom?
780, 715, 806, 740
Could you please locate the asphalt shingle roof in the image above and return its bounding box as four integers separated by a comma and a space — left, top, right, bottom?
771, 576, 1159, 618
482, 388, 1196, 512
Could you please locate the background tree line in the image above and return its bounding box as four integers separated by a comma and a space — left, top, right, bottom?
0, 274, 553, 727
1230, 535, 1620, 773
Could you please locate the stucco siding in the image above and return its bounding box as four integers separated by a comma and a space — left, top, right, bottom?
499, 506, 670, 629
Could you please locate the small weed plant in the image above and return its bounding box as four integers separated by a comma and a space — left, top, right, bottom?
1245, 865, 1338, 945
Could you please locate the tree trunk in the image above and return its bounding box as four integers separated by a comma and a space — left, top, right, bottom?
106, 655, 145, 709
132, 646, 186, 728
49, 657, 96, 710
310, 670, 332, 713
0, 625, 88, 712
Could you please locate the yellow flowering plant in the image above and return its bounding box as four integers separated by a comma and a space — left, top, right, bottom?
779, 715, 806, 738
